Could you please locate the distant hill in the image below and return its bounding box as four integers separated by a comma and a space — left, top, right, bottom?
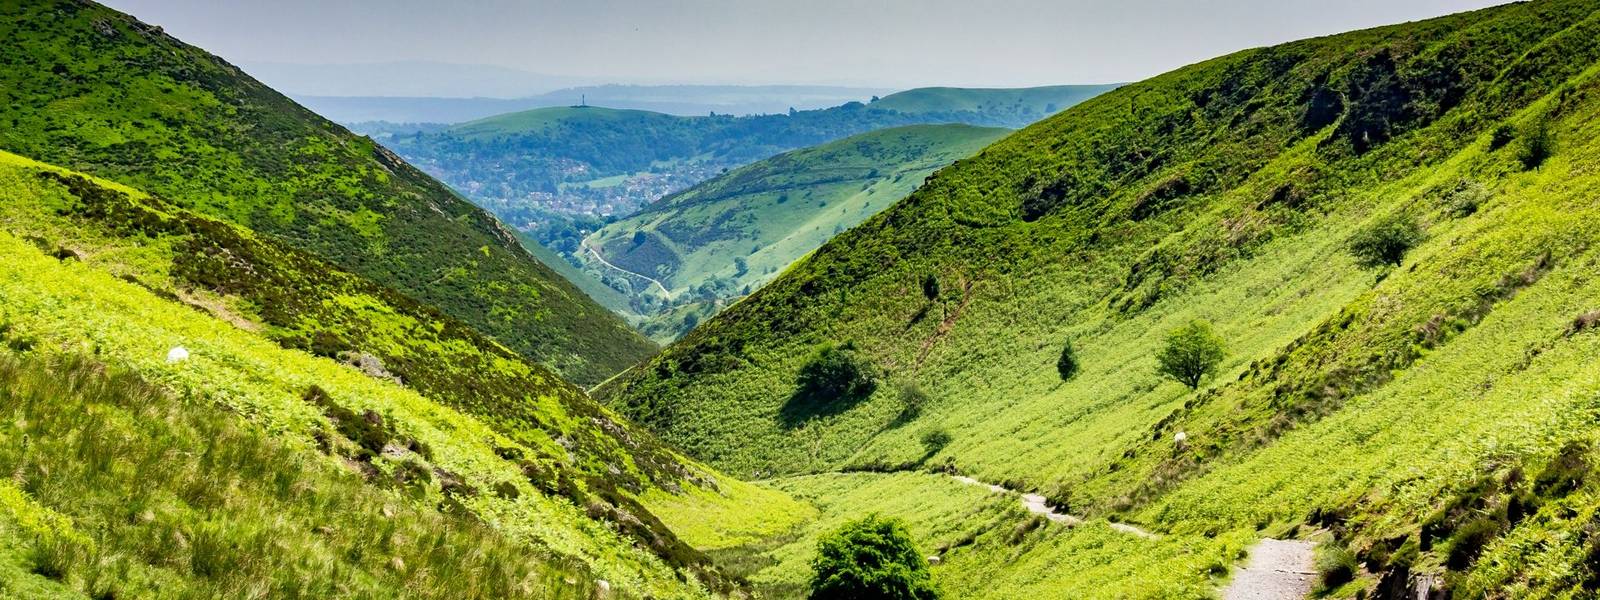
363, 84, 1116, 252
295, 84, 898, 123
0, 0, 655, 385
598, 0, 1600, 596
583, 124, 1010, 341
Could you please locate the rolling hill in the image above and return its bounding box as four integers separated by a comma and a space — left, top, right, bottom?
362, 84, 1116, 249
295, 84, 898, 124
599, 0, 1600, 596
581, 124, 1010, 341
0, 0, 654, 386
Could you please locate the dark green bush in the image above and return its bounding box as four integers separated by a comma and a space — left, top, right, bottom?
897, 380, 931, 419
809, 515, 938, 600
1518, 117, 1554, 170
1155, 321, 1226, 389
1489, 123, 1515, 150
1316, 545, 1358, 591
796, 342, 876, 401
1057, 339, 1079, 381
920, 427, 953, 455
1348, 213, 1424, 269
921, 273, 940, 302
1446, 518, 1501, 570
1533, 441, 1589, 497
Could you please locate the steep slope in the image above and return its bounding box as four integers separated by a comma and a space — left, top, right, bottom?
365, 85, 1116, 240
583, 124, 1009, 341
0, 150, 811, 597
0, 0, 653, 386
602, 1, 1600, 596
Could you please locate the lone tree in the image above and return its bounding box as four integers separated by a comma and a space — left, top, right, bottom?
1056, 339, 1079, 381
1348, 214, 1423, 269
796, 342, 876, 401
1156, 321, 1226, 390
810, 515, 939, 600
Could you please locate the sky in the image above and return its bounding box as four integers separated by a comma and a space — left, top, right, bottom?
100, 0, 1511, 95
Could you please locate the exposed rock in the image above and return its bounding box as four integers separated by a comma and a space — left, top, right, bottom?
340, 351, 402, 385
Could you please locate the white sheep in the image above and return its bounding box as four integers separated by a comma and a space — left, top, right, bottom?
166, 346, 190, 363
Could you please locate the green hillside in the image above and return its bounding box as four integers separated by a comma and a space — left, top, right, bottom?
0, 149, 812, 597
454, 106, 692, 137
601, 1, 1600, 596
366, 84, 1114, 248
583, 124, 1009, 341
869, 85, 1114, 117
0, 0, 654, 386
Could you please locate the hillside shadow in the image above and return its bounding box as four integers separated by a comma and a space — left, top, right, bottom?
777, 382, 876, 429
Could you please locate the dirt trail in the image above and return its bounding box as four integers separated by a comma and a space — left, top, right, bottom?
579, 238, 672, 297
950, 475, 1156, 538
1220, 538, 1316, 600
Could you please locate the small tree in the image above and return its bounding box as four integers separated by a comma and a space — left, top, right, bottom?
1156, 321, 1226, 390
920, 427, 953, 454
809, 515, 939, 600
1056, 339, 1079, 381
1518, 117, 1554, 170
896, 380, 930, 419
796, 342, 875, 401
1348, 214, 1423, 269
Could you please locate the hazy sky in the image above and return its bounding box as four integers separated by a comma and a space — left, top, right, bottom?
101, 0, 1510, 92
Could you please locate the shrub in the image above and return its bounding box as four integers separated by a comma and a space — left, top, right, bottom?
1442, 179, 1490, 218
920, 427, 953, 455
1056, 339, 1079, 381
809, 515, 938, 600
1316, 545, 1358, 591
1155, 321, 1226, 390
796, 342, 876, 401
1518, 117, 1554, 170
896, 380, 931, 419
1348, 213, 1423, 269
1446, 518, 1501, 570
1489, 123, 1515, 150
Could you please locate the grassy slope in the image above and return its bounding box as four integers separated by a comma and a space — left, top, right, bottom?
0, 0, 653, 386
0, 352, 598, 600
518, 229, 642, 320
585, 124, 1009, 341
603, 1, 1600, 596
0, 151, 812, 597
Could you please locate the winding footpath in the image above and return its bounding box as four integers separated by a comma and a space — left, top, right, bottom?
949, 475, 1156, 538
951, 474, 1315, 598
578, 238, 672, 297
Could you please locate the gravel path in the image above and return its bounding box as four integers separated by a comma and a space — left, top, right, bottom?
1220, 538, 1317, 600
579, 238, 672, 297
950, 475, 1155, 538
